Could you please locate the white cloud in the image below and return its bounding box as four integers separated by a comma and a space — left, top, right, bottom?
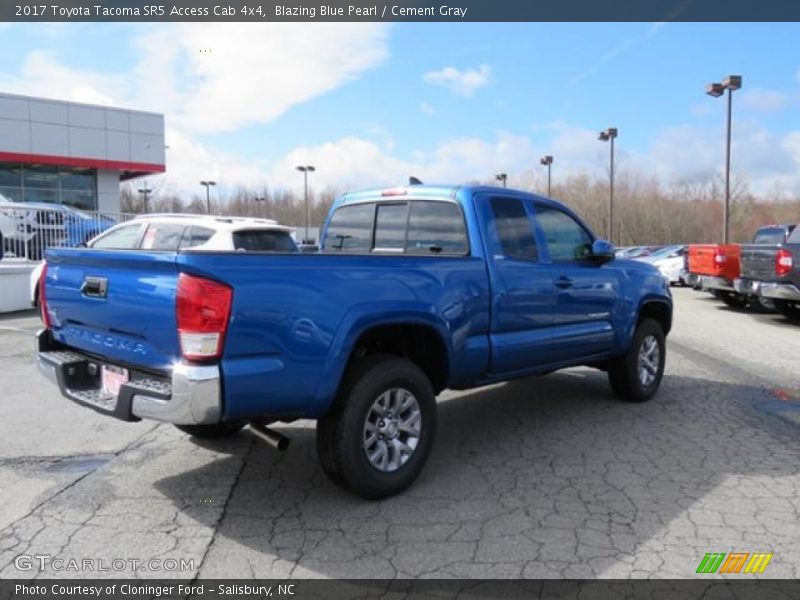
420, 101, 436, 114
740, 88, 789, 113
2, 23, 390, 191
423, 64, 490, 97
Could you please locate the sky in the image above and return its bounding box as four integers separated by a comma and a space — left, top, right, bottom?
1, 21, 800, 198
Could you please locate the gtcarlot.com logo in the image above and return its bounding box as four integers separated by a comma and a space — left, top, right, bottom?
696, 552, 773, 574
14, 554, 194, 572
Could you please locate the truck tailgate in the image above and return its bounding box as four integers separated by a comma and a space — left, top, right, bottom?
740, 244, 779, 281
44, 248, 180, 371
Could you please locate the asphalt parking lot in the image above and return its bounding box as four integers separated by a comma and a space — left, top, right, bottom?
1, 287, 799, 579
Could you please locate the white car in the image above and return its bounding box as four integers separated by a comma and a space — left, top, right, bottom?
30, 214, 297, 307
636, 245, 688, 285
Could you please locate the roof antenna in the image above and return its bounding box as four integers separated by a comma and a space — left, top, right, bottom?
409, 176, 423, 185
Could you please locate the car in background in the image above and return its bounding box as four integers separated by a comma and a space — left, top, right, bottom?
0, 201, 117, 260
0, 200, 67, 260
636, 245, 688, 285
31, 214, 298, 308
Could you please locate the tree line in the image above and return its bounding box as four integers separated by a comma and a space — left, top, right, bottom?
122, 171, 800, 245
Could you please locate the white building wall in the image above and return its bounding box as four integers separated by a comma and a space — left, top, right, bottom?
96, 169, 121, 214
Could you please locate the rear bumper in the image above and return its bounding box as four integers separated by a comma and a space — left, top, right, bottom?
733, 278, 761, 295
759, 282, 800, 302
35, 329, 222, 425
699, 275, 735, 292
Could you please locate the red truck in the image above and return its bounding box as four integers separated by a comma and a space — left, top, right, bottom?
687, 225, 795, 308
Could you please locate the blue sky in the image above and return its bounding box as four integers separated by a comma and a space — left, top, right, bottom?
2, 22, 800, 196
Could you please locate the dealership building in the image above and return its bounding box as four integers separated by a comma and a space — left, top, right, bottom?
0, 92, 165, 214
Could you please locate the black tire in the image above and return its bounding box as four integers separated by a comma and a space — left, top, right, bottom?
774, 299, 800, 321
316, 355, 436, 500
719, 292, 748, 309
174, 422, 244, 439
608, 318, 666, 403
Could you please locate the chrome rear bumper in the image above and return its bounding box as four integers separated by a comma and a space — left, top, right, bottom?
35, 329, 221, 425
759, 282, 800, 302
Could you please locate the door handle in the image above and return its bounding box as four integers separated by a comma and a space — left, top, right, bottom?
555, 276, 574, 289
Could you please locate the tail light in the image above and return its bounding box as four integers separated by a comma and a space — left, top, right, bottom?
39, 263, 51, 328
176, 273, 232, 361
713, 248, 727, 265
776, 249, 793, 277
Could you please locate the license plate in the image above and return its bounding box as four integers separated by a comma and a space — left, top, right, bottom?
101, 365, 129, 396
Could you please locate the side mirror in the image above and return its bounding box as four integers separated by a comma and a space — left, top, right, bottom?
590, 239, 615, 264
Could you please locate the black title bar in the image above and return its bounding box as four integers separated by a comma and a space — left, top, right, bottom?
2, 0, 800, 22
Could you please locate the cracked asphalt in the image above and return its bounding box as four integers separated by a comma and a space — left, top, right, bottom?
1, 287, 799, 579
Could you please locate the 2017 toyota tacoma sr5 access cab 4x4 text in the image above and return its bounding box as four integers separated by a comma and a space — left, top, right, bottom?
36, 186, 672, 499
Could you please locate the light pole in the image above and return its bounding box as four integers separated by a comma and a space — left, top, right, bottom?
296, 165, 315, 243
539, 155, 553, 198
598, 127, 618, 242
137, 186, 152, 214
706, 75, 742, 244
200, 180, 216, 215
495, 173, 507, 188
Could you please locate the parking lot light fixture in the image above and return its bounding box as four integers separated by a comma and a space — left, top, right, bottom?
137, 187, 152, 214
706, 74, 742, 244
495, 173, 507, 188
200, 180, 217, 215
296, 166, 316, 243
598, 127, 618, 243
539, 155, 553, 198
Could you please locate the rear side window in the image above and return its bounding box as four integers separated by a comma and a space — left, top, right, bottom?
141, 224, 187, 251
406, 201, 468, 255
490, 197, 538, 261
536, 206, 593, 262
90, 223, 143, 249
232, 230, 298, 252
180, 226, 215, 249
753, 227, 787, 245
788, 227, 800, 244
324, 203, 375, 252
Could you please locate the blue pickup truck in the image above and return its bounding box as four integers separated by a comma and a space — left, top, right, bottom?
36, 185, 672, 498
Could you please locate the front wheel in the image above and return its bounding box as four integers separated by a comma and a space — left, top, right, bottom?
316, 355, 436, 500
608, 318, 666, 403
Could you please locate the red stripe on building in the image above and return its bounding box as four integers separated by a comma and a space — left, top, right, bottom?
0, 151, 165, 174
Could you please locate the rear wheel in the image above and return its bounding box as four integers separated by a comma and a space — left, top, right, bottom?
719, 292, 748, 309
174, 423, 244, 439
316, 355, 436, 499
774, 300, 800, 321
608, 318, 666, 403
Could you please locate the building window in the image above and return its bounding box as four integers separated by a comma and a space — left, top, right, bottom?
0, 162, 98, 210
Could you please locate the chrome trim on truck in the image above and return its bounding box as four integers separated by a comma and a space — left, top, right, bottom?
699, 275, 735, 292
35, 330, 222, 425
759, 282, 800, 302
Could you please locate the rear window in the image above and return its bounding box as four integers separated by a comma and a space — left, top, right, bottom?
753, 227, 787, 245
232, 230, 298, 252
324, 203, 375, 252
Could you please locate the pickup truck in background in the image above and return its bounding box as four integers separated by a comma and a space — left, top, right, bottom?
687, 224, 795, 309
36, 185, 673, 499
738, 224, 800, 320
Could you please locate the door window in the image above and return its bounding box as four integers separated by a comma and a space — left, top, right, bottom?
536, 206, 593, 262
90, 223, 144, 249
490, 197, 538, 261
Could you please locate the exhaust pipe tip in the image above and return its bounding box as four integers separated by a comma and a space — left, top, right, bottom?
250, 422, 290, 451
